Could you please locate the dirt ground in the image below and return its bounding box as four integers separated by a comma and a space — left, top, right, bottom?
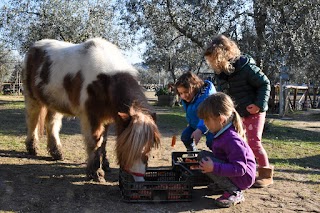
0, 94, 319, 213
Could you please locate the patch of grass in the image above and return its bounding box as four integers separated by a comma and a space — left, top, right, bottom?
156, 106, 187, 134
292, 110, 320, 121
257, 118, 320, 184
0, 95, 25, 106
0, 107, 26, 135
0, 100, 25, 109
264, 119, 319, 142
263, 139, 320, 169
0, 135, 25, 151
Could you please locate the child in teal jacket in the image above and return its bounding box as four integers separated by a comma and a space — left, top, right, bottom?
204, 34, 273, 188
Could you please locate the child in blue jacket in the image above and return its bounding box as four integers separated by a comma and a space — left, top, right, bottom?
175, 71, 216, 151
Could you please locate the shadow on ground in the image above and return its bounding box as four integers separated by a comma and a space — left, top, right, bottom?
264, 121, 320, 143
271, 154, 320, 170
0, 149, 224, 212
0, 107, 82, 136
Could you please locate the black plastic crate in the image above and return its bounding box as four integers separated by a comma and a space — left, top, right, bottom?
172, 151, 212, 186
119, 164, 193, 202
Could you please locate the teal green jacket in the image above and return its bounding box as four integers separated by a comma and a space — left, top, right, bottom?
216, 55, 270, 117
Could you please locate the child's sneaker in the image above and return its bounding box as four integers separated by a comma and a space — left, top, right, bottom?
214, 191, 245, 208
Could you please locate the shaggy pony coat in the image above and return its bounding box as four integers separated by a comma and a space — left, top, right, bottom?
22, 38, 160, 182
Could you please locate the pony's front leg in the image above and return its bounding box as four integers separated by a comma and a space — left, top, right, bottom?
81, 117, 106, 182
45, 110, 63, 160
101, 125, 111, 173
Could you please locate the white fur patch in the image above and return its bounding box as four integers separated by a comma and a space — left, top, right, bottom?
130, 158, 146, 172
28, 38, 138, 113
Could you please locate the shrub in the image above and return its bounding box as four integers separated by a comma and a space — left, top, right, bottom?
155, 87, 174, 96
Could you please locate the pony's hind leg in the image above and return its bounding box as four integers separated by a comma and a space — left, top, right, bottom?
45, 110, 64, 160
24, 98, 44, 156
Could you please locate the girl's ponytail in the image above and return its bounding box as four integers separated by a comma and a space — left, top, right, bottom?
232, 110, 247, 142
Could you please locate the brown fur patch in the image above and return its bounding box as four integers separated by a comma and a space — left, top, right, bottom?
84, 72, 160, 169
36, 55, 52, 105
85, 74, 114, 139
63, 71, 83, 107
24, 46, 52, 106
24, 47, 47, 100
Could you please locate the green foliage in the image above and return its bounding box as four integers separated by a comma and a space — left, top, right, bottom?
116, 0, 319, 85
157, 111, 186, 133
0, 43, 16, 84
155, 87, 174, 96
0, 0, 130, 53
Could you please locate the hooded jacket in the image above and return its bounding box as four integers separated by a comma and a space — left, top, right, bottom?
215, 55, 271, 117
181, 80, 216, 133
210, 125, 256, 190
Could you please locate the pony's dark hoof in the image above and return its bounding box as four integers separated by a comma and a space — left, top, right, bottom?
49, 150, 63, 161
27, 149, 37, 156
102, 158, 111, 172
25, 139, 39, 156
87, 168, 106, 183
26, 145, 38, 156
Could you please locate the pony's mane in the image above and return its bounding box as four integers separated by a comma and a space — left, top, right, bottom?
115, 106, 160, 169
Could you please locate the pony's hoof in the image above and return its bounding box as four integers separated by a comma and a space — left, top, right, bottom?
49, 150, 63, 160
95, 175, 106, 183
102, 159, 111, 172
26, 145, 38, 156
87, 168, 106, 183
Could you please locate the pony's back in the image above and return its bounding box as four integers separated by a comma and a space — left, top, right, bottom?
23, 38, 137, 114
30, 38, 136, 75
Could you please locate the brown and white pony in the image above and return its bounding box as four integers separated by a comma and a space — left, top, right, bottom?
22, 38, 160, 182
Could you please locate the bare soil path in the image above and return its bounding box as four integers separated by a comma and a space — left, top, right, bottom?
0, 94, 319, 213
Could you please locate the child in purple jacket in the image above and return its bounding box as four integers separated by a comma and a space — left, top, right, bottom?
197, 92, 256, 208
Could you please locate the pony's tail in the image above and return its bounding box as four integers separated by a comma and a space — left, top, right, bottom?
38, 106, 47, 137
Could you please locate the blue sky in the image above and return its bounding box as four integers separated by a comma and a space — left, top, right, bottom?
125, 42, 145, 64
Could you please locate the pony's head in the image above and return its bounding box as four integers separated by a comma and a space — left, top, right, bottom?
115, 104, 160, 181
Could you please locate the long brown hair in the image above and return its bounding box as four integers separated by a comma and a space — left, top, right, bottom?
204, 34, 241, 75
174, 71, 204, 95
198, 92, 246, 141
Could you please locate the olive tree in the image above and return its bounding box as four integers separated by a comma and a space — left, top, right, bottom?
0, 0, 129, 54
117, 0, 319, 84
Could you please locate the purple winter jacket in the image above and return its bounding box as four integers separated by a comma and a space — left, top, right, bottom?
210, 126, 256, 190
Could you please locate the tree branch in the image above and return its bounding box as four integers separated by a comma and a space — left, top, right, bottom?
166, 0, 204, 48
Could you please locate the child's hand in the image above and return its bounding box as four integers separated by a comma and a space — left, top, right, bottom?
246, 104, 260, 114
191, 129, 202, 144
199, 157, 214, 173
